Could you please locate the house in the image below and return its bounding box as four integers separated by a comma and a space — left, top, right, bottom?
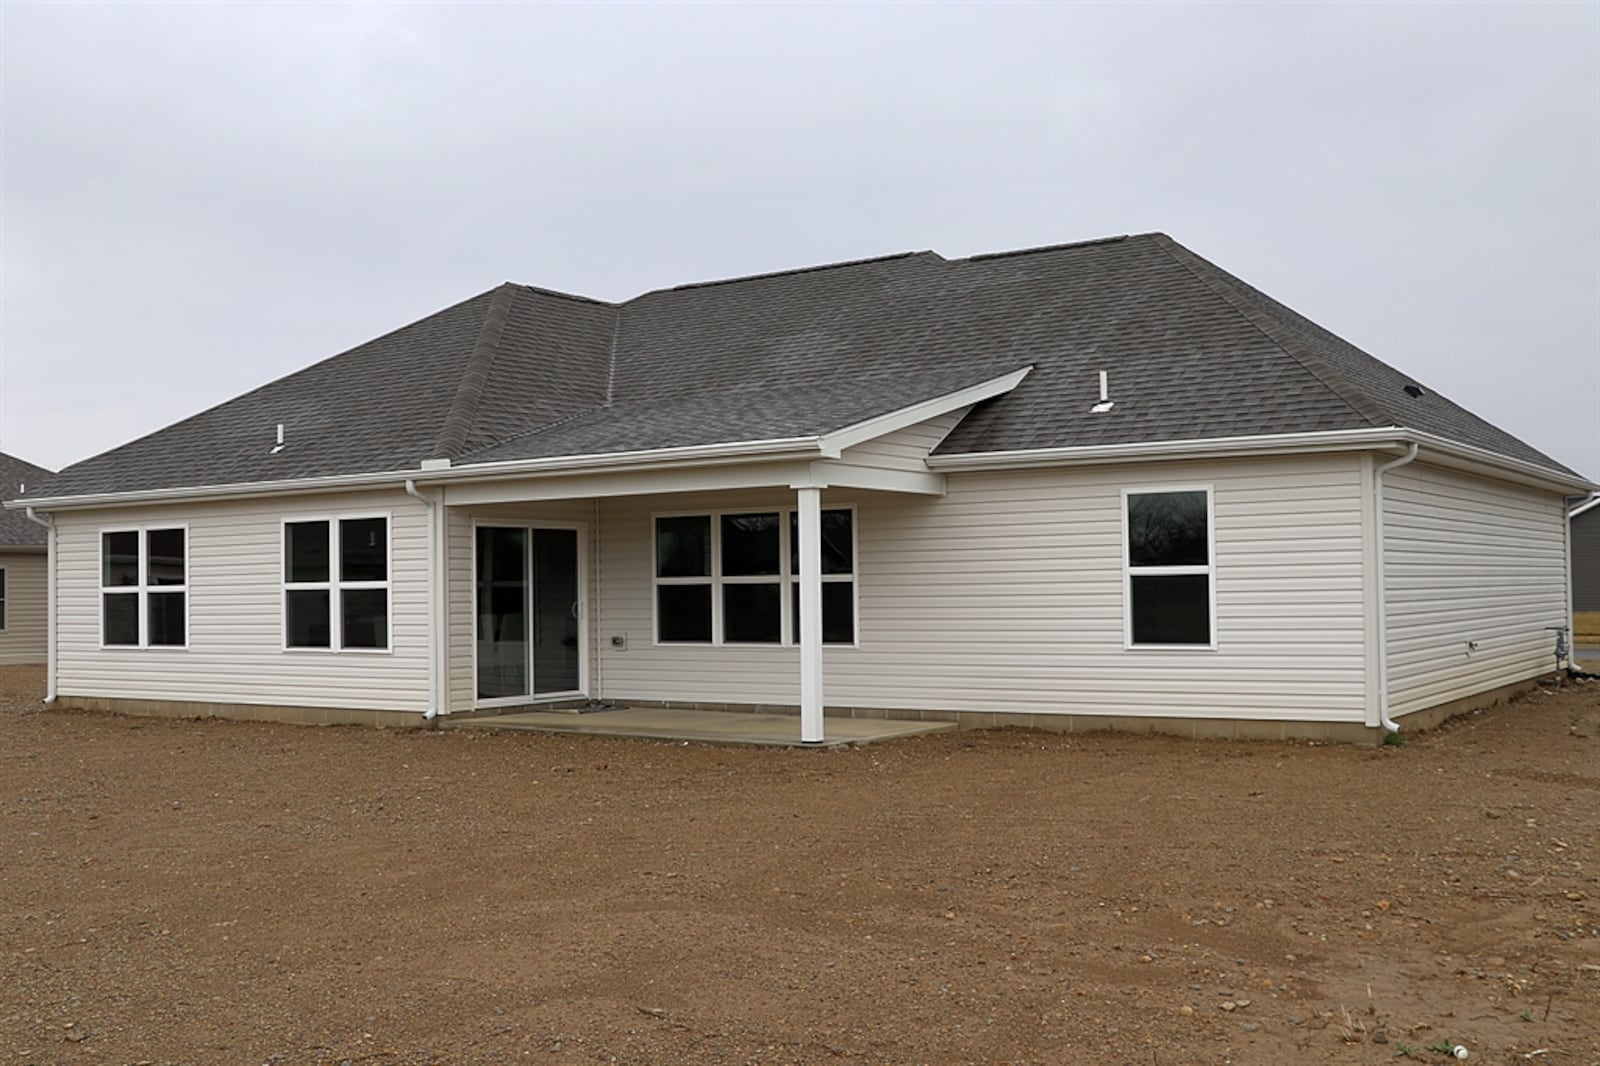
9, 233, 1595, 742
1574, 497, 1600, 614
0, 452, 54, 666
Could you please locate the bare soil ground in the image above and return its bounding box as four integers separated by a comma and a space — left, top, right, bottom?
3, 666, 1598, 1066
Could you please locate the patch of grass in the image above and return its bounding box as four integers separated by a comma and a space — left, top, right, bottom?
1574, 611, 1600, 641
1382, 730, 1407, 747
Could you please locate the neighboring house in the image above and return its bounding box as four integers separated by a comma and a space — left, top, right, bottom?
0, 452, 54, 666
9, 234, 1595, 741
1574, 498, 1600, 613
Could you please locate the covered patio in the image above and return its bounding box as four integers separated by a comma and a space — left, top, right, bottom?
443, 704, 955, 747
405, 369, 1029, 744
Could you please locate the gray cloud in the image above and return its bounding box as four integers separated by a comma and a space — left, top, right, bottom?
3, 1, 1596, 478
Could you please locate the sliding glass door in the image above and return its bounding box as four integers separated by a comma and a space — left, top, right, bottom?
530, 529, 580, 695
475, 525, 583, 701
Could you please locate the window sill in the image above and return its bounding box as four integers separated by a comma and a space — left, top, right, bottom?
281, 646, 395, 655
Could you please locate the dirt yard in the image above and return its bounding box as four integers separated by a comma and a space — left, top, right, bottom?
2, 667, 1597, 1066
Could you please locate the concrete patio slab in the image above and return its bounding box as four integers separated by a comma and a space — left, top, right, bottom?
443, 706, 956, 747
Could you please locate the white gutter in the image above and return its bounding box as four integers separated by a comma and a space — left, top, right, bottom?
927, 428, 1413, 470
22, 508, 57, 705
927, 426, 1595, 494
7, 436, 826, 512
403, 479, 441, 721
1373, 443, 1420, 733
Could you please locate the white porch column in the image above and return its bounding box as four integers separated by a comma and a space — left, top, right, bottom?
796, 485, 825, 743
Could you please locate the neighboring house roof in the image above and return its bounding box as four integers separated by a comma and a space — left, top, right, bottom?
0, 452, 53, 546
1573, 497, 1600, 520
25, 233, 1583, 501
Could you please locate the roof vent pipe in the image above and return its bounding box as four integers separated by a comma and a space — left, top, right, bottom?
1090, 370, 1114, 413
270, 424, 286, 455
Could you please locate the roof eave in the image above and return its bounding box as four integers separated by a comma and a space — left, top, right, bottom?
929, 427, 1596, 494
7, 436, 829, 512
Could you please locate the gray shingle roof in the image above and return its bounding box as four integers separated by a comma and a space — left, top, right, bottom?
0, 452, 54, 545
26, 233, 1580, 500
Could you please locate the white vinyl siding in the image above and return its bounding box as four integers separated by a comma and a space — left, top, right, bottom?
835, 407, 968, 471
0, 552, 48, 665
590, 454, 1371, 722
1383, 462, 1568, 718
54, 490, 429, 712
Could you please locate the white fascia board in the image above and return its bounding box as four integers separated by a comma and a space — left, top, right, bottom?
816, 366, 1032, 458
1399, 431, 1597, 495
1571, 495, 1600, 519
442, 460, 820, 506
801, 461, 947, 496
926, 427, 1410, 470
927, 426, 1597, 494
13, 436, 826, 512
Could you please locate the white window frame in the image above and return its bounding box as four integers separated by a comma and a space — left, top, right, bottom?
281, 512, 394, 654
98, 524, 190, 650
1121, 485, 1217, 651
652, 505, 858, 648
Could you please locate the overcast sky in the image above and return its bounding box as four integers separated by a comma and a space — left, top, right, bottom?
2, 1, 1597, 481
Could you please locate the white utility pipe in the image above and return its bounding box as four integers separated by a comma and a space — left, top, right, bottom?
22, 507, 57, 704
403, 479, 441, 720
1373, 443, 1420, 733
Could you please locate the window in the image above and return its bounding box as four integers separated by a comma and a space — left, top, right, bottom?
100, 527, 187, 648
284, 516, 390, 650
654, 507, 856, 645
1124, 489, 1213, 647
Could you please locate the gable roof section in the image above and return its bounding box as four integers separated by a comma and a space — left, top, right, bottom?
0, 452, 53, 546
24, 233, 1582, 502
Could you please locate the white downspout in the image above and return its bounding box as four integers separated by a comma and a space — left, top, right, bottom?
1374, 443, 1420, 733
23, 507, 57, 705
1569, 492, 1599, 667
404, 479, 441, 721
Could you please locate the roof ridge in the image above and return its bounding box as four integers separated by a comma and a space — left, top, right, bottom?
1149, 235, 1393, 429
960, 233, 1135, 262
512, 282, 616, 308
430, 283, 518, 461
643, 250, 937, 297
